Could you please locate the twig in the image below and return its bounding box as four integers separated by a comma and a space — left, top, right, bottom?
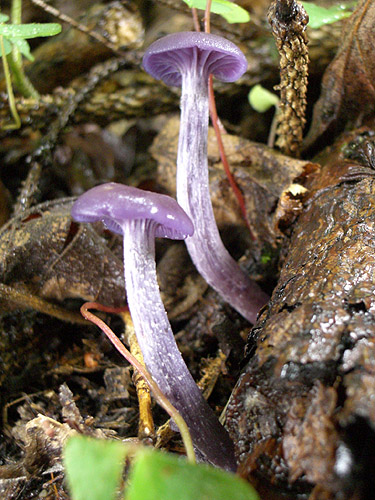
80, 302, 196, 464
0, 282, 87, 324
204, 0, 212, 33
198, 351, 227, 399
120, 310, 155, 443
208, 74, 255, 239
29, 0, 128, 56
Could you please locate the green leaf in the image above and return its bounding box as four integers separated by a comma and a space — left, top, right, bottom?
64, 436, 128, 500
0, 37, 13, 57
0, 14, 10, 23
0, 22, 61, 39
8, 38, 34, 61
260, 253, 272, 265
302, 2, 355, 29
248, 84, 279, 113
125, 449, 259, 500
182, 0, 250, 24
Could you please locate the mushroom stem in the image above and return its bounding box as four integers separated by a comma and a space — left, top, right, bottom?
122, 217, 236, 471
176, 70, 268, 324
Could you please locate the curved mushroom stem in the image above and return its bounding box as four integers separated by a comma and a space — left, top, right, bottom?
176, 69, 269, 324
122, 218, 236, 472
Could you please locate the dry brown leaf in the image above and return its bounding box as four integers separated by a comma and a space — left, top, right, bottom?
0, 198, 125, 310
151, 116, 318, 246
304, 0, 375, 151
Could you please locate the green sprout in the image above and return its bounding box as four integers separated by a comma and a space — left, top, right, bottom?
301, 1, 356, 29
0, 18, 61, 60
248, 84, 280, 148
181, 0, 250, 24
248, 84, 279, 113
0, 33, 20, 130
0, 1, 61, 129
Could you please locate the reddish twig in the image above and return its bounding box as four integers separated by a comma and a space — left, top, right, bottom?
192, 7, 201, 32
208, 75, 255, 239
202, 0, 255, 238
204, 0, 212, 33
80, 301, 196, 463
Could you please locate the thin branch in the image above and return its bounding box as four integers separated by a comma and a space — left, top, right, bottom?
120, 310, 155, 442
204, 0, 212, 33
0, 282, 87, 323
208, 77, 255, 239
30, 0, 128, 56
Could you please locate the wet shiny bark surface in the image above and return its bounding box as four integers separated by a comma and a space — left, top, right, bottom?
226, 129, 375, 500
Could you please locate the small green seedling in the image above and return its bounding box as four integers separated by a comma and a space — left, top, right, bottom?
301, 1, 356, 29
64, 435, 260, 500
181, 0, 250, 24
248, 84, 279, 113
0, 7, 61, 129
248, 84, 280, 148
0, 14, 61, 62
0, 32, 20, 130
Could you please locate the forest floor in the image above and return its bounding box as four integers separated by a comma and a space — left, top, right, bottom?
0, 1, 374, 499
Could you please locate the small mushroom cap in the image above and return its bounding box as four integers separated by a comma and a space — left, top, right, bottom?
143, 31, 247, 87
71, 183, 194, 240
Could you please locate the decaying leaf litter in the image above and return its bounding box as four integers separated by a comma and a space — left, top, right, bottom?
0, 0, 374, 499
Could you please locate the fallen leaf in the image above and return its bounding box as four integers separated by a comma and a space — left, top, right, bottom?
151, 116, 318, 246
304, 0, 375, 151
0, 198, 125, 311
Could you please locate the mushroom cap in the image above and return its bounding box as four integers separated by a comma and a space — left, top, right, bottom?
71, 183, 194, 240
143, 31, 247, 87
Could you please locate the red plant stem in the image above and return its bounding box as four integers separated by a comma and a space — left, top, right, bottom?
203, 0, 255, 238
204, 0, 212, 33
192, 7, 201, 32
80, 301, 196, 463
208, 75, 255, 240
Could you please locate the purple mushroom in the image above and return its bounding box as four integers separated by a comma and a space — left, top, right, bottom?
71, 182, 236, 471
143, 32, 269, 324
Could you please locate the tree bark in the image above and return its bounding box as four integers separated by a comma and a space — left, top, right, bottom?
226, 127, 375, 500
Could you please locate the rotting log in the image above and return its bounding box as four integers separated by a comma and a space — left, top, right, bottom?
225, 128, 375, 500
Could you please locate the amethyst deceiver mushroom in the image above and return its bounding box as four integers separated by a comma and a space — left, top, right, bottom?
71, 182, 236, 471
143, 32, 269, 324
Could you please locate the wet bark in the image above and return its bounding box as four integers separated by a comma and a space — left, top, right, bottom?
225, 128, 375, 500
